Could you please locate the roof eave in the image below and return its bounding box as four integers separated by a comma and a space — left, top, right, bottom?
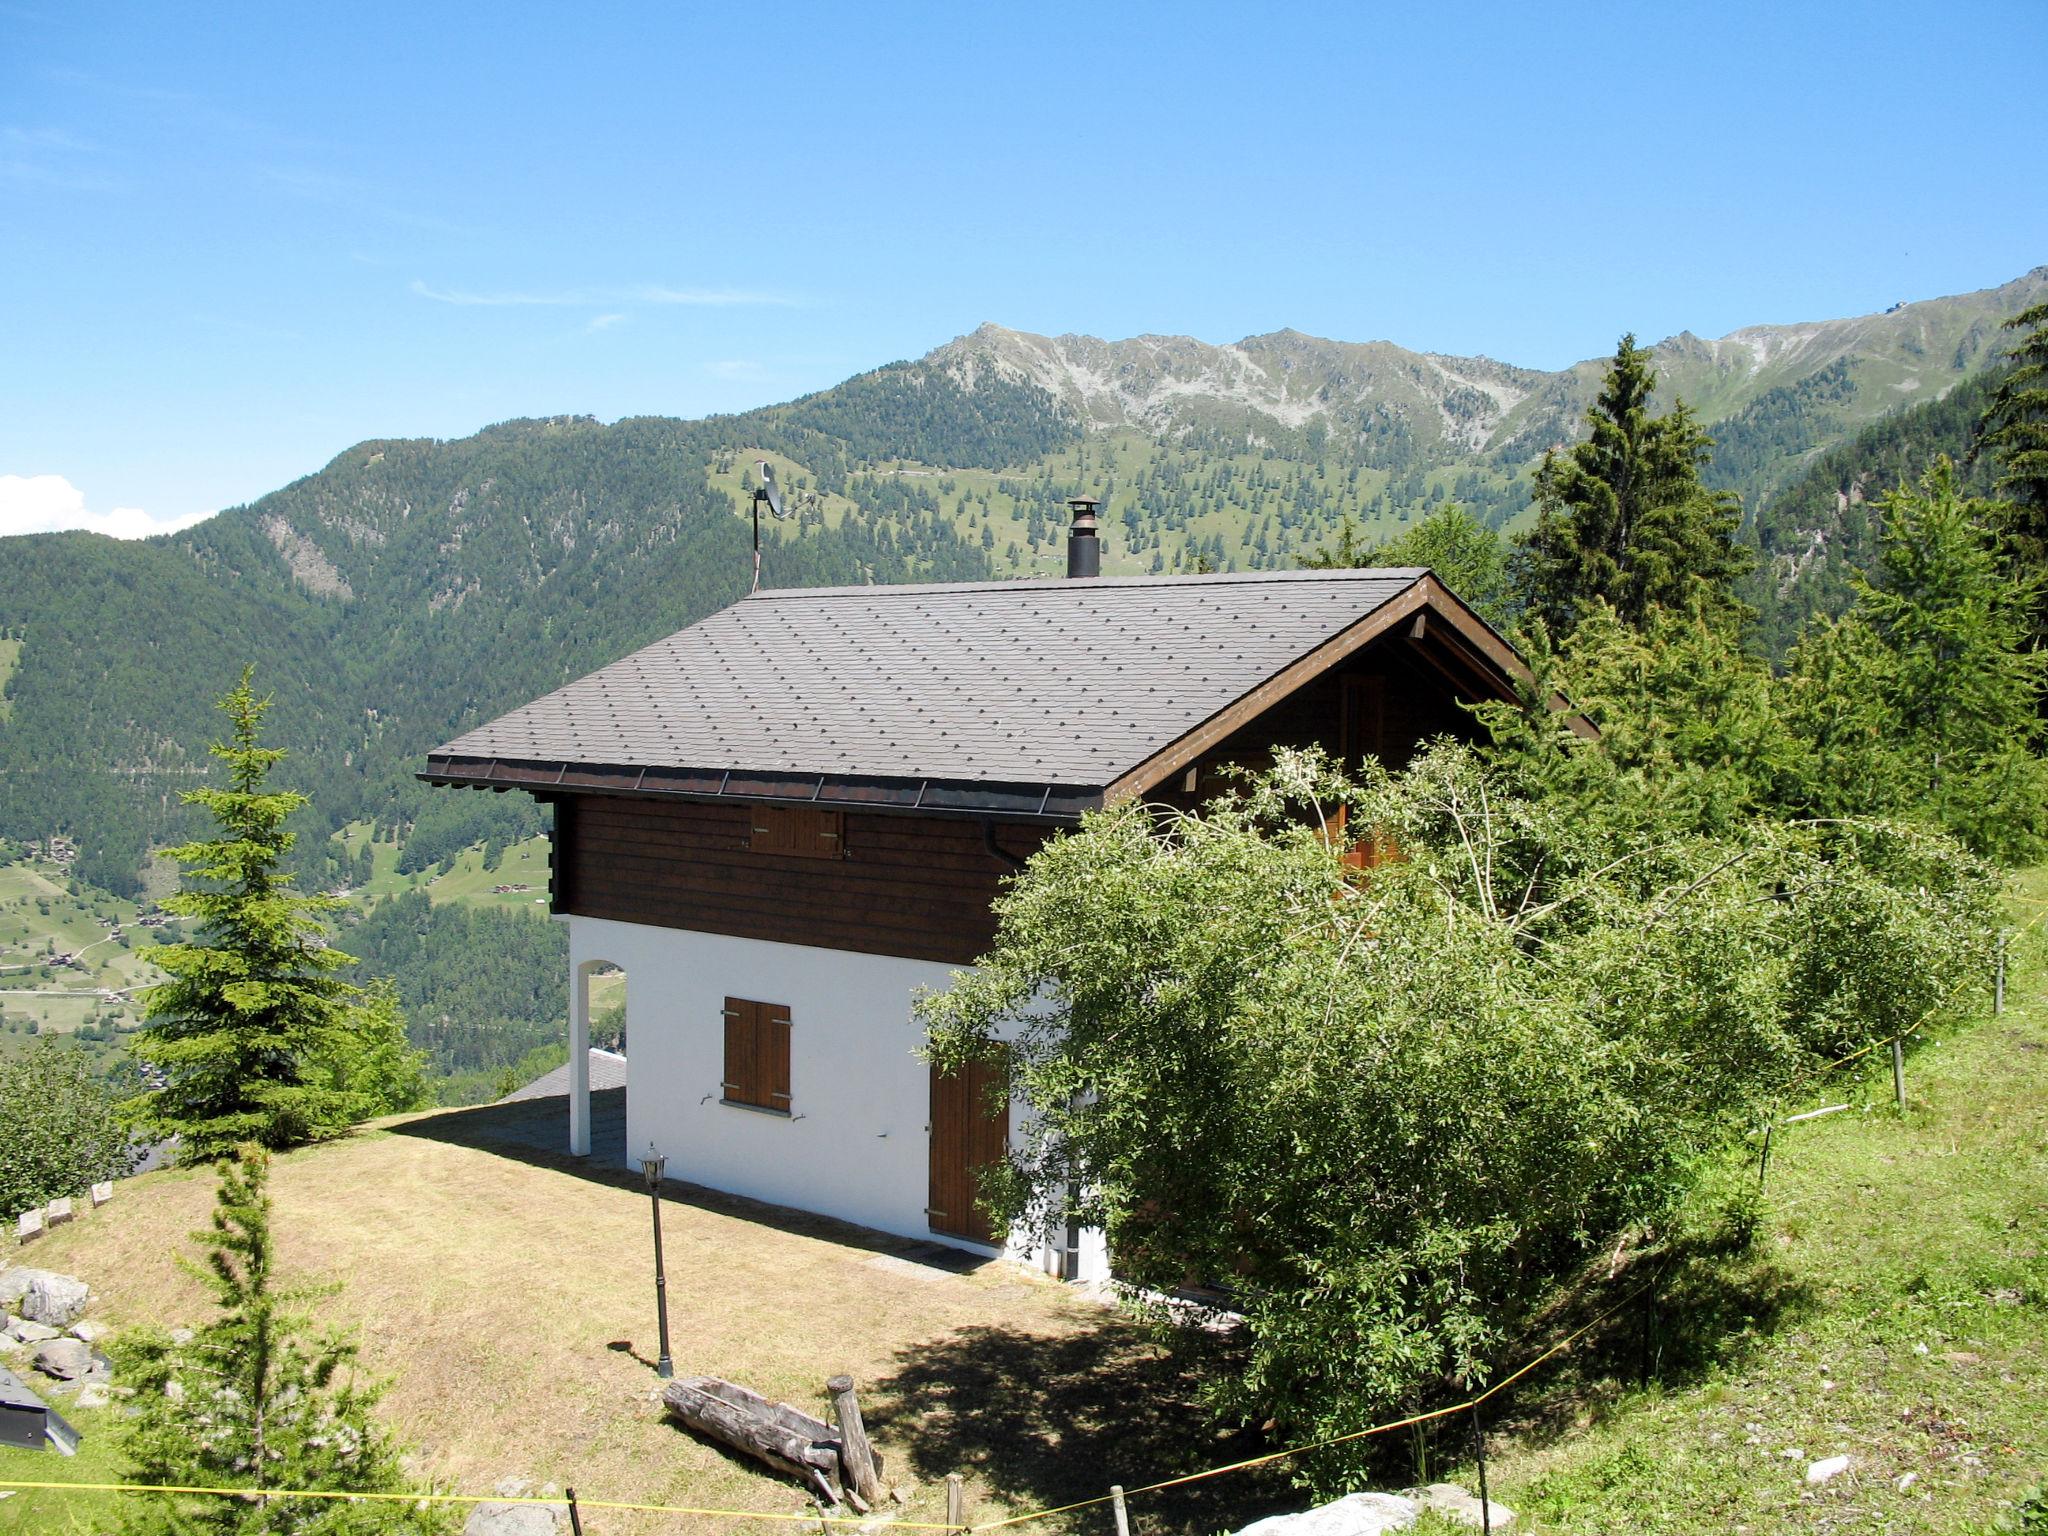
417, 756, 1102, 823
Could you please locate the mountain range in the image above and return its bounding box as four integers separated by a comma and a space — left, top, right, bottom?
4, 264, 2042, 893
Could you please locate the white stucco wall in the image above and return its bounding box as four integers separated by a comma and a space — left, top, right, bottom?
564, 913, 1107, 1281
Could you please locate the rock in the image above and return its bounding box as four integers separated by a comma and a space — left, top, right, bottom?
91, 1182, 112, 1207
74, 1383, 111, 1410
1234, 1492, 1419, 1536
1806, 1455, 1852, 1485
169, 1327, 194, 1346
8, 1319, 60, 1344
33, 1337, 92, 1381
492, 1478, 533, 1499
463, 1502, 568, 1536
22, 1272, 89, 1327
44, 1197, 74, 1227
68, 1319, 108, 1345
83, 1350, 113, 1384
1404, 1483, 1517, 1530
0, 1270, 33, 1310
15, 1211, 43, 1244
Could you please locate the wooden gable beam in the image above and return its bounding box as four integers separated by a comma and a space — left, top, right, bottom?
1103, 576, 1593, 805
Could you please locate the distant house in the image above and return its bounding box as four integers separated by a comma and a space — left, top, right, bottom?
423, 508, 1562, 1281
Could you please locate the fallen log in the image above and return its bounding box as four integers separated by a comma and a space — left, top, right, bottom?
662, 1377, 841, 1502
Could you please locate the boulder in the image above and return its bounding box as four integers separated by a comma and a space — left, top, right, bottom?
33, 1337, 92, 1381
74, 1383, 111, 1410
0, 1270, 32, 1310
1806, 1455, 1851, 1485
15, 1211, 42, 1244
463, 1502, 569, 1536
68, 1319, 109, 1345
44, 1197, 74, 1227
22, 1272, 89, 1327
1404, 1484, 1517, 1530
1235, 1492, 1419, 1536
8, 1319, 60, 1344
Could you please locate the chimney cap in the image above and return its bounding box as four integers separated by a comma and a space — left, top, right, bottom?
1065, 495, 1102, 513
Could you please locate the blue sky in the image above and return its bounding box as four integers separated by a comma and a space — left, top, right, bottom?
2, 0, 2044, 533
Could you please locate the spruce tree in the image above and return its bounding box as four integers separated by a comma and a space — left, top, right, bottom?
1982, 299, 2048, 533
1514, 335, 1749, 633
1846, 457, 2048, 860
126, 669, 365, 1160
121, 1147, 441, 1535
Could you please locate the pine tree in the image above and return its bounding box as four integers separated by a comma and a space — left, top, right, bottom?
1847, 457, 2048, 859
1514, 335, 1750, 633
125, 670, 366, 1160
121, 1147, 442, 1535
1982, 299, 2048, 536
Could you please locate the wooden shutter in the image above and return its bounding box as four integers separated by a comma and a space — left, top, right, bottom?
721, 997, 792, 1112
748, 807, 844, 859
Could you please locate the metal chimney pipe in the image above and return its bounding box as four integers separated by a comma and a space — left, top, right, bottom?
1065, 496, 1101, 579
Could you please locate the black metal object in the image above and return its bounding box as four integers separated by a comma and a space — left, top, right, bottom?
0, 1363, 76, 1455
645, 1147, 674, 1379
1065, 496, 1101, 579
567, 1487, 585, 1536
1470, 1403, 1492, 1535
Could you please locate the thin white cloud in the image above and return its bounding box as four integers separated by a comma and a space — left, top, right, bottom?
0, 474, 212, 541
585, 312, 627, 332
410, 279, 792, 308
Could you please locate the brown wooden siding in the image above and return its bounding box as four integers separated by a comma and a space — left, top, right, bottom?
553, 795, 1049, 964
1143, 635, 1477, 813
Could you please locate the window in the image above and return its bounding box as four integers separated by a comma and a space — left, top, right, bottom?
721, 997, 791, 1113
748, 806, 844, 858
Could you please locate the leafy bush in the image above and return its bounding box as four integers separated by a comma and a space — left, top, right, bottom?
0, 1041, 134, 1217
921, 746, 1999, 1489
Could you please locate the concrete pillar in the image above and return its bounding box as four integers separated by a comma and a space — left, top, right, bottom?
569, 960, 592, 1157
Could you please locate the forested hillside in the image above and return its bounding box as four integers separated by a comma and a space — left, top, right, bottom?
2, 266, 2041, 893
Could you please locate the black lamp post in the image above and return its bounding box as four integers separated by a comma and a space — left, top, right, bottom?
643, 1145, 674, 1379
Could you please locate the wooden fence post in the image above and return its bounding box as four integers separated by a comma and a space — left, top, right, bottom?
1997, 931, 2008, 1015
828, 1375, 884, 1504
1111, 1484, 1131, 1536
946, 1473, 965, 1532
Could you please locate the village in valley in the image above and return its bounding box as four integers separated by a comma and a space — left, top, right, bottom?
4, 6, 2047, 1536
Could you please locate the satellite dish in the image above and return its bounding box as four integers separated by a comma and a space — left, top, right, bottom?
755, 460, 788, 520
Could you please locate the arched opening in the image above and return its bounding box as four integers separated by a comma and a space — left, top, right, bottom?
568, 957, 627, 1160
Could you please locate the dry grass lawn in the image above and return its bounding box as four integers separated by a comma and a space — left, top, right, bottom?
1, 1100, 1291, 1536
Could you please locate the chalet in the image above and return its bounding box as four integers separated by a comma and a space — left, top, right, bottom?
422, 505, 1557, 1282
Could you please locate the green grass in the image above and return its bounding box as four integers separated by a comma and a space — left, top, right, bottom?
332, 822, 550, 911
0, 1400, 134, 1534
0, 859, 167, 1050
1446, 879, 2048, 1534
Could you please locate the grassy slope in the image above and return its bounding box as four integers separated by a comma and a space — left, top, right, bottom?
0, 859, 168, 1045
1469, 891, 2048, 1534
333, 822, 552, 911
0, 1112, 1129, 1536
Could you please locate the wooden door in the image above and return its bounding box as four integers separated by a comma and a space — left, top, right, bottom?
928, 1049, 1009, 1246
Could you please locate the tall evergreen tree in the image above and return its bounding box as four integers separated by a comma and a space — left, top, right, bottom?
1784, 457, 2048, 860
121, 1147, 441, 1535
1514, 335, 1749, 633
1982, 300, 2048, 537
125, 669, 366, 1160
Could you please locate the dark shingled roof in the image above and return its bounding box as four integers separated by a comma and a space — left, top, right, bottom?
423, 568, 1510, 818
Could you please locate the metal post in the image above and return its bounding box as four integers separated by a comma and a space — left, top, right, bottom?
1111, 1485, 1130, 1536
1469, 1405, 1492, 1536
1996, 931, 2007, 1015
567, 1489, 585, 1536
1891, 1036, 1906, 1110
646, 1147, 674, 1379
1758, 1119, 1775, 1191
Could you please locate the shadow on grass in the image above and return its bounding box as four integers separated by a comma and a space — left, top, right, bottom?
384, 1089, 992, 1274
1480, 1227, 1821, 1456
865, 1318, 1301, 1536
